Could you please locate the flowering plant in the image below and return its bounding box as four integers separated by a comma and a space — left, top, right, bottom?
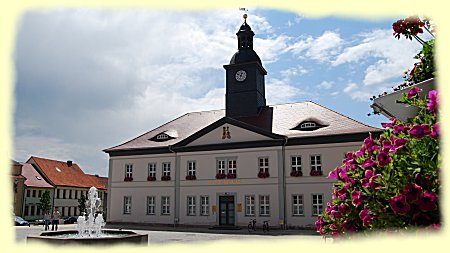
290, 170, 303, 177
258, 171, 270, 178
310, 170, 323, 176
215, 173, 226, 179
161, 175, 171, 181
226, 173, 237, 179
147, 176, 156, 181
393, 16, 435, 91
185, 175, 197, 180
316, 89, 440, 238
124, 176, 133, 182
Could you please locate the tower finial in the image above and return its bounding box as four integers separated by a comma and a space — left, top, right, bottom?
243, 13, 247, 23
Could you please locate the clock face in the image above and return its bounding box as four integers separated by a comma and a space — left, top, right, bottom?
235, 70, 247, 82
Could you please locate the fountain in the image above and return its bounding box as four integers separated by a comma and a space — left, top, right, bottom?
27, 187, 148, 245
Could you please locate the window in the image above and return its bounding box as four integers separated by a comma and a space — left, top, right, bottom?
32, 190, 36, 198
31, 205, 35, 216
312, 194, 324, 216
63, 189, 66, 199
38, 190, 42, 198
291, 156, 302, 172
26, 189, 30, 198
123, 196, 132, 214
258, 158, 269, 173
187, 196, 196, 216
300, 122, 316, 129
200, 196, 209, 216
217, 160, 226, 174
259, 195, 270, 216
228, 160, 237, 174
292, 195, 304, 216
125, 164, 133, 178
148, 163, 156, 177
245, 195, 255, 216
311, 155, 322, 171
147, 196, 155, 215
156, 133, 169, 140
162, 163, 171, 177
24, 205, 29, 216
187, 161, 196, 176
161, 196, 170, 215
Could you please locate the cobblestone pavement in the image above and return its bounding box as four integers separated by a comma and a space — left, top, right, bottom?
15, 223, 328, 245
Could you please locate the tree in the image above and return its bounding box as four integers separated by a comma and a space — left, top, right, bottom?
37, 190, 52, 214
78, 193, 87, 215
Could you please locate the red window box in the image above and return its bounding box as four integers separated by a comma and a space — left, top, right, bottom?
147, 176, 156, 181
124, 176, 133, 181
258, 171, 270, 178
226, 173, 237, 179
215, 173, 226, 179
185, 175, 197, 180
290, 171, 303, 177
161, 175, 171, 181
310, 170, 323, 176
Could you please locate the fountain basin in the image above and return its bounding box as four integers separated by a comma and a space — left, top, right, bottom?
27, 229, 148, 245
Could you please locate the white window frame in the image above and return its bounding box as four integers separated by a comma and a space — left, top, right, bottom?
148, 163, 156, 177
187, 161, 196, 176
291, 156, 302, 172
162, 163, 171, 177
292, 194, 304, 216
258, 157, 269, 173
187, 196, 196, 216
161, 196, 170, 215
300, 122, 316, 129
310, 155, 322, 171
228, 159, 237, 174
147, 196, 155, 215
312, 194, 324, 216
245, 195, 255, 216
123, 196, 132, 214
125, 164, 133, 178
156, 133, 169, 140
259, 195, 270, 216
217, 160, 226, 174
200, 196, 209, 216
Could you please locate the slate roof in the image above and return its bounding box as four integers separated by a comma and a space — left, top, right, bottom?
28, 156, 107, 189
21, 162, 53, 188
105, 101, 381, 152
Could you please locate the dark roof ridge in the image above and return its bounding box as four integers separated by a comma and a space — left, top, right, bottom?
29, 155, 78, 165
308, 101, 382, 130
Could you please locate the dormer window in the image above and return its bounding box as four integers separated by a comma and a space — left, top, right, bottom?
291, 119, 328, 131
300, 122, 316, 129
156, 133, 169, 140
149, 131, 177, 142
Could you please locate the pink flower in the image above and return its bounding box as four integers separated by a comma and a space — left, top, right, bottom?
393, 124, 408, 134
431, 123, 439, 139
389, 195, 410, 214
409, 124, 431, 138
427, 90, 439, 113
407, 86, 422, 98
381, 118, 397, 128
362, 158, 377, 168
418, 192, 438, 212
339, 204, 351, 215
352, 190, 364, 207
377, 150, 392, 166
392, 136, 408, 152
402, 184, 423, 203
412, 212, 431, 226
359, 207, 376, 226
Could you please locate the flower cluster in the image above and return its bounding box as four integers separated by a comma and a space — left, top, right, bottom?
147, 176, 156, 181
226, 173, 237, 179
258, 171, 270, 178
310, 170, 323, 176
215, 173, 226, 179
185, 175, 197, 180
161, 175, 171, 181
124, 176, 133, 182
290, 170, 303, 177
392, 16, 426, 40
317, 89, 440, 238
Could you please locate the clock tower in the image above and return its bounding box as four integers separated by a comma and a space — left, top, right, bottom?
224, 15, 267, 118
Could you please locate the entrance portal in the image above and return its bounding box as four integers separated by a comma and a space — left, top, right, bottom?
218, 195, 235, 226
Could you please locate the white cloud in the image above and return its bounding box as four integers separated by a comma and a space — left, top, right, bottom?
332, 29, 422, 87
280, 65, 308, 79
287, 31, 344, 63
318, 80, 334, 90
266, 78, 303, 105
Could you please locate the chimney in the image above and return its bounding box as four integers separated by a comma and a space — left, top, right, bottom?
67, 160, 73, 167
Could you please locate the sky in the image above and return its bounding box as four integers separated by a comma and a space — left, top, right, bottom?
13, 8, 425, 177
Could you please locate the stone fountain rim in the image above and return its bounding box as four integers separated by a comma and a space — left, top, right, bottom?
28, 229, 141, 240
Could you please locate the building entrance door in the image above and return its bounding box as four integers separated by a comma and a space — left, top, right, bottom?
219, 195, 235, 226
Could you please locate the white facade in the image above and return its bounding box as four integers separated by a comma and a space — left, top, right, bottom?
107, 136, 362, 228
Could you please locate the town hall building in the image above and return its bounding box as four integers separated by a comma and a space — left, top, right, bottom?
104, 17, 381, 229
